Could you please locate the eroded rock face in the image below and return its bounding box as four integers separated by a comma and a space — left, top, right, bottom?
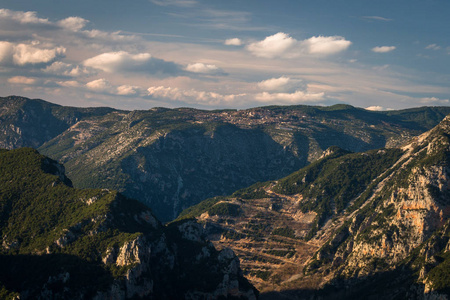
183, 115, 450, 298
303, 116, 450, 298
95, 220, 257, 300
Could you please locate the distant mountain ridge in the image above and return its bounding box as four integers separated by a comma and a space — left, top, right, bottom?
178, 114, 450, 298
0, 148, 257, 299
2, 95, 450, 221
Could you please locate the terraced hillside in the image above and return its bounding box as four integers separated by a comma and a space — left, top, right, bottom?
179, 115, 450, 299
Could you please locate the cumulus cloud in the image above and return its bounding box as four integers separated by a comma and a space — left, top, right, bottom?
0, 41, 66, 66
0, 8, 49, 25
301, 36, 352, 55
83, 51, 181, 75
8, 76, 37, 85
254, 90, 325, 104
117, 85, 141, 96
86, 78, 112, 92
185, 62, 223, 75
247, 32, 351, 58
224, 38, 242, 46
13, 43, 65, 65
43, 61, 95, 77
258, 76, 291, 91
365, 105, 385, 111
147, 86, 246, 105
57, 80, 82, 88
247, 32, 296, 58
58, 16, 88, 31
372, 46, 396, 53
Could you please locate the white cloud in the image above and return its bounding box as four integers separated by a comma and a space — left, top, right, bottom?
86, 78, 112, 92
147, 86, 246, 105
57, 80, 82, 88
372, 46, 396, 53
8, 76, 37, 85
84, 51, 151, 72
43, 62, 95, 77
302, 36, 352, 55
58, 17, 88, 31
254, 90, 325, 104
425, 44, 441, 50
83, 51, 180, 75
246, 32, 295, 58
117, 85, 141, 96
365, 105, 385, 111
0, 41, 66, 66
224, 38, 242, 46
257, 76, 291, 91
185, 62, 222, 74
247, 32, 351, 58
13, 43, 66, 65
0, 8, 49, 24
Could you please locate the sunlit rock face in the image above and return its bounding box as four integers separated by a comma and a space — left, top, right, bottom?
179, 115, 450, 298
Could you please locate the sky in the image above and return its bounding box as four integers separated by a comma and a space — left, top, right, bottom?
0, 0, 449, 110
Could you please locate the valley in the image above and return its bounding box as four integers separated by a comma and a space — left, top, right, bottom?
2, 96, 450, 299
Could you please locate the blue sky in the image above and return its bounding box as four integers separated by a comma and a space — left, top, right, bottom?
0, 0, 449, 110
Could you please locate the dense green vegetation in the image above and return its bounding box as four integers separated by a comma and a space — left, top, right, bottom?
0, 148, 257, 299
273, 147, 403, 233
0, 148, 155, 296
208, 202, 241, 217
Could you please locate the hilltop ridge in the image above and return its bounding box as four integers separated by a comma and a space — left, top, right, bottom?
2, 95, 450, 221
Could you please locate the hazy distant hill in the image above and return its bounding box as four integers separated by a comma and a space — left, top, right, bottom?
0, 148, 256, 299
2, 95, 450, 221
178, 115, 450, 299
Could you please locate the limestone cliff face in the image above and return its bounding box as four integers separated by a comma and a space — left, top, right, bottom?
95, 221, 257, 300
307, 116, 450, 297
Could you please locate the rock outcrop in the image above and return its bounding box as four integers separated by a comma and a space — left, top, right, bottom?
0, 148, 257, 299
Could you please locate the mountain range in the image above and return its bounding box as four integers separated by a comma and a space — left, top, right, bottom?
2, 95, 450, 222
2, 95, 450, 299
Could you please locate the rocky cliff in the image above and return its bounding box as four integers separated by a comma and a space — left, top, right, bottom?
179, 115, 450, 299
0, 148, 257, 299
